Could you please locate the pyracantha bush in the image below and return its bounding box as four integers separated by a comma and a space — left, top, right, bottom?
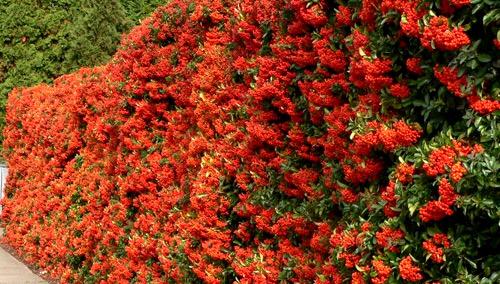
1, 0, 499, 283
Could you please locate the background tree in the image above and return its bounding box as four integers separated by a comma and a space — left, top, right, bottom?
0, 0, 164, 141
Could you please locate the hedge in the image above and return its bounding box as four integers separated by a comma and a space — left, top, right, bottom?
1, 0, 499, 283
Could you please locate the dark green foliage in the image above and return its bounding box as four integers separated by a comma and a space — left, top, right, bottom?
120, 0, 166, 22
0, 0, 164, 142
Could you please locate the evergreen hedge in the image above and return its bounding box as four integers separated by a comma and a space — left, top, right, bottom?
1, 0, 499, 283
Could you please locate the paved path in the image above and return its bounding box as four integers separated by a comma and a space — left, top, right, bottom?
0, 229, 47, 284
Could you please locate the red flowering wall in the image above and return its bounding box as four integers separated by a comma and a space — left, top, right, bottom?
2, 0, 499, 283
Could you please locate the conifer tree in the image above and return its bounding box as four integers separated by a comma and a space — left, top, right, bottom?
0, 0, 164, 140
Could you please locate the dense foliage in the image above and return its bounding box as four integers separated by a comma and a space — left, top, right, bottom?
0, 0, 164, 140
121, 0, 167, 22
2, 0, 499, 283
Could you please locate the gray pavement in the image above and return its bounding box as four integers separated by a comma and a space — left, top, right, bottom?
0, 229, 46, 284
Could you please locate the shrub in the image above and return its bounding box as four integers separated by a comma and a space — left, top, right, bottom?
2, 0, 499, 283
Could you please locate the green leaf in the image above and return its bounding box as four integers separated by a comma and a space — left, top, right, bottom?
477, 54, 492, 63
483, 9, 500, 26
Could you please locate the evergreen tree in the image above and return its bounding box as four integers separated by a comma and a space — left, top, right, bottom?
0, 0, 163, 141
120, 0, 165, 22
